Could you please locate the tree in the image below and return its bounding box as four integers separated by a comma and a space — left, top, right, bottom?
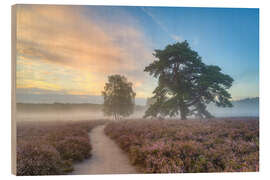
145, 97, 156, 108
102, 75, 136, 120
144, 41, 233, 120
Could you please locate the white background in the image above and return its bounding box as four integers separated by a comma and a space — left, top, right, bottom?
1, 0, 269, 179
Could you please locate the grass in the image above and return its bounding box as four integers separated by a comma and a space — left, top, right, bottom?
16, 120, 106, 175
104, 118, 259, 173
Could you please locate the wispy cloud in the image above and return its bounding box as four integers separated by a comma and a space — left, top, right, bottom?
16, 5, 156, 99
141, 7, 182, 42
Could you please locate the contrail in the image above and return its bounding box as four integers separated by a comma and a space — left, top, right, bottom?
141, 7, 182, 42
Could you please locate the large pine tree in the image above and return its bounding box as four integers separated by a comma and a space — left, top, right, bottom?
144, 41, 233, 120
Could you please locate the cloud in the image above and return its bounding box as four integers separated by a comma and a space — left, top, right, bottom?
171, 35, 182, 41
17, 5, 140, 72
16, 5, 156, 99
141, 7, 182, 42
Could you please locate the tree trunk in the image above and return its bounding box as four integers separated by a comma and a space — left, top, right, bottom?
181, 112, 186, 120
179, 104, 187, 120
178, 95, 187, 120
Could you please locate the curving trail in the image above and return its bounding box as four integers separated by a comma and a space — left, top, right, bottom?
71, 125, 137, 175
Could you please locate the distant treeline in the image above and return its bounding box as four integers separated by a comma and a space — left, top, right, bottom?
16, 103, 145, 113
233, 97, 259, 106
16, 97, 258, 117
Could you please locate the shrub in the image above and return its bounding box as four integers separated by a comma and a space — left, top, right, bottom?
54, 136, 91, 161
17, 141, 62, 175
105, 118, 259, 173
17, 120, 106, 175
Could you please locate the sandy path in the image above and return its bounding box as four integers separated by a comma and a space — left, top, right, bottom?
71, 125, 137, 175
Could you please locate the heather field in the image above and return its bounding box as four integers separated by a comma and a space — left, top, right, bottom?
105, 118, 259, 173
16, 120, 106, 175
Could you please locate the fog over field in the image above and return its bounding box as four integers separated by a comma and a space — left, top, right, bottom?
16, 103, 104, 122
16, 103, 146, 122
16, 97, 258, 122
208, 97, 259, 117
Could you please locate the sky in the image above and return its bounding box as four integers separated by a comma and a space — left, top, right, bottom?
16, 5, 259, 105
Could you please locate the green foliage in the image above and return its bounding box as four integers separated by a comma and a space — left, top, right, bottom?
144, 41, 233, 119
102, 74, 136, 120
145, 97, 156, 107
